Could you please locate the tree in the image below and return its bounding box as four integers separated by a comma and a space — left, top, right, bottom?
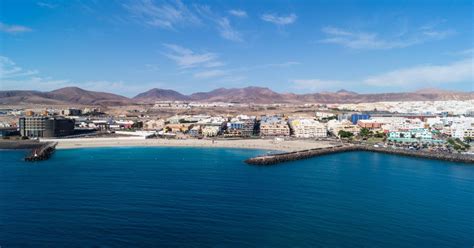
360, 128, 371, 138
374, 131, 385, 138
338, 130, 354, 138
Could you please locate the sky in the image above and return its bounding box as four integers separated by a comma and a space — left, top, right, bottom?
0, 0, 473, 97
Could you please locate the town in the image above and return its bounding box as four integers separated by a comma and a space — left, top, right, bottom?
1, 99, 473, 155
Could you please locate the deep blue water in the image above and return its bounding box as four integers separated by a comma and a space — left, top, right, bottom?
0, 147, 473, 248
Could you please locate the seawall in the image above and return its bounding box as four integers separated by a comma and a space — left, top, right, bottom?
24, 142, 58, 162
245, 145, 474, 165
0, 140, 45, 150
0, 140, 57, 162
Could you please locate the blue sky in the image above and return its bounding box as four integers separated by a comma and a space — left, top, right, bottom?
0, 0, 473, 97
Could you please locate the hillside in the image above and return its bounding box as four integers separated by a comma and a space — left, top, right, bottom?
1, 86, 472, 105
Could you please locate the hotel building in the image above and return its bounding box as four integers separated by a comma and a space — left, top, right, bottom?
19, 116, 75, 138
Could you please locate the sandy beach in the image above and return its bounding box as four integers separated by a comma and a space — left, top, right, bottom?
41, 137, 340, 152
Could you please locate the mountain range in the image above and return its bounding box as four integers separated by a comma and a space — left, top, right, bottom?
0, 86, 472, 106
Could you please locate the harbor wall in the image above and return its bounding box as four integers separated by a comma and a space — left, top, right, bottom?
0, 140, 44, 150
24, 142, 58, 162
245, 145, 474, 165
0, 140, 58, 162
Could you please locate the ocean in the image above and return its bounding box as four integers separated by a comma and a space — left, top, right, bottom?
0, 147, 473, 247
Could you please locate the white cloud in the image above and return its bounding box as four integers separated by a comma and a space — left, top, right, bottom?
220, 75, 246, 84
235, 61, 300, 72
291, 59, 473, 91
229, 9, 247, 18
216, 17, 242, 42
0, 56, 148, 96
291, 79, 344, 91
163, 43, 224, 69
0, 56, 38, 79
193, 69, 227, 79
0, 22, 32, 34
261, 13, 297, 26
421, 30, 454, 39
321, 26, 352, 36
195, 5, 243, 42
124, 1, 244, 42
123, 0, 201, 29
37, 2, 58, 9
0, 56, 71, 90
80, 81, 138, 94
450, 48, 474, 57
364, 59, 474, 87
320, 24, 454, 50
2, 77, 71, 91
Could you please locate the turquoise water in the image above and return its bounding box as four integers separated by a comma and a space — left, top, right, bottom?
0, 147, 473, 247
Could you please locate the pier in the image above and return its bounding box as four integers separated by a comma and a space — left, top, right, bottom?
245, 145, 474, 165
0, 140, 58, 161
24, 142, 58, 162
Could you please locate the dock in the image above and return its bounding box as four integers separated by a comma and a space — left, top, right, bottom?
24, 142, 58, 162
245, 145, 474, 165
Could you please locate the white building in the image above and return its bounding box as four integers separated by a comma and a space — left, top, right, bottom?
315, 112, 335, 119
289, 118, 327, 138
197, 117, 226, 137
327, 120, 360, 137
201, 126, 220, 137
380, 117, 424, 132
226, 115, 256, 137
259, 116, 290, 136
428, 116, 474, 139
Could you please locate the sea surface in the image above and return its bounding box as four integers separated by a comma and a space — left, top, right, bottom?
0, 147, 473, 247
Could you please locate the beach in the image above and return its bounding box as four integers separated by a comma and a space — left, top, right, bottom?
41, 137, 339, 152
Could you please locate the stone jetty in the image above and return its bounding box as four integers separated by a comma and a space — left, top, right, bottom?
0, 140, 58, 161
245, 145, 474, 165
0, 140, 45, 150
24, 142, 58, 162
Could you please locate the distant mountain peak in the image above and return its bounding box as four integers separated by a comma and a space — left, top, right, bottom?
51, 86, 86, 93
336, 89, 358, 95
133, 88, 189, 102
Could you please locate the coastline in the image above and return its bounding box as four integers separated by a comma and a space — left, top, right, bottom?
41, 137, 339, 152
8, 138, 472, 164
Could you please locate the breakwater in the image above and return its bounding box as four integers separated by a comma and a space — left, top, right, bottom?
0, 140, 58, 161
24, 142, 57, 162
0, 140, 44, 150
245, 145, 474, 165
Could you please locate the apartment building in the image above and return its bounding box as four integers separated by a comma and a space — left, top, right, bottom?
225, 115, 256, 137
289, 118, 327, 138
201, 126, 220, 137
259, 116, 290, 136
